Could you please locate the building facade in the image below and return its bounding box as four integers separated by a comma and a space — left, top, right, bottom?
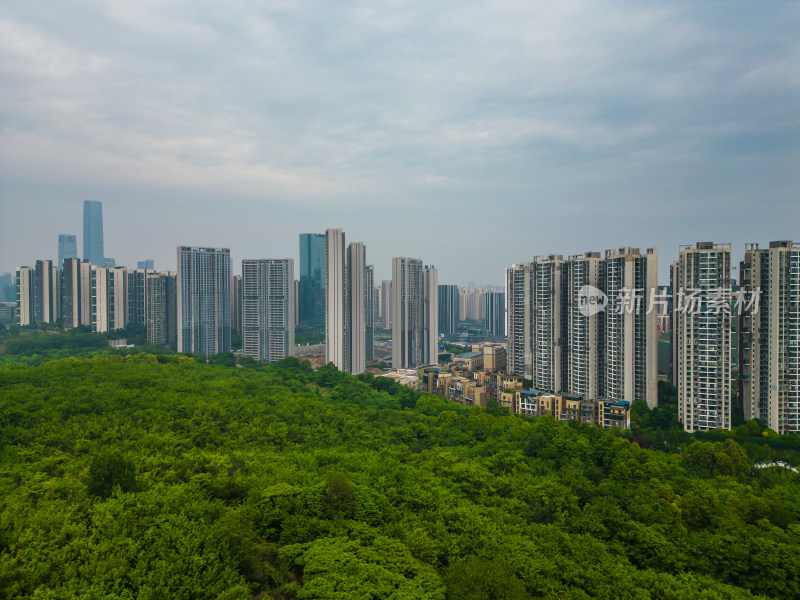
58, 234, 78, 267
438, 284, 459, 336
392, 258, 438, 369
83, 200, 105, 267
177, 246, 231, 356
345, 243, 367, 374
230, 275, 243, 333
146, 272, 177, 347
740, 241, 800, 434
601, 247, 658, 407
380, 280, 392, 328
34, 259, 60, 325
564, 252, 603, 401
423, 266, 439, 367
365, 265, 375, 362
506, 248, 657, 407
325, 229, 346, 369
62, 258, 92, 329
15, 266, 35, 326
672, 242, 732, 432
242, 259, 295, 364
506, 263, 529, 378
299, 233, 326, 333
127, 268, 153, 327
531, 255, 565, 393
92, 266, 128, 333
485, 291, 505, 338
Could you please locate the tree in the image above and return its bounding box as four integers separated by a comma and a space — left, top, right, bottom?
443, 556, 531, 600
87, 451, 139, 498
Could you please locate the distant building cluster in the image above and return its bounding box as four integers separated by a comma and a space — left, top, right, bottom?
9, 202, 799, 436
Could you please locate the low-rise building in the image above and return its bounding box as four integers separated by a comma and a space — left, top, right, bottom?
380, 369, 419, 388
453, 351, 483, 373
512, 390, 630, 429
446, 376, 489, 407
478, 342, 507, 372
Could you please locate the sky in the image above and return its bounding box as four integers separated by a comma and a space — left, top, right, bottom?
1, 1, 798, 286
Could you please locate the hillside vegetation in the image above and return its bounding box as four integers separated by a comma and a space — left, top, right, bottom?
1, 355, 799, 599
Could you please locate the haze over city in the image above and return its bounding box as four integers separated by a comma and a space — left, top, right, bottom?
1, 1, 798, 284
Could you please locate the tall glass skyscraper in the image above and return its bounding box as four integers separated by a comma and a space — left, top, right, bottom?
58, 234, 78, 267
299, 233, 325, 332
83, 201, 105, 266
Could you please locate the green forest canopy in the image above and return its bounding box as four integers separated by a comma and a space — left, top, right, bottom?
1, 354, 800, 599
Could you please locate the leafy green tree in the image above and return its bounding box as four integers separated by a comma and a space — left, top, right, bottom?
443, 556, 531, 600
324, 472, 356, 518
87, 451, 139, 498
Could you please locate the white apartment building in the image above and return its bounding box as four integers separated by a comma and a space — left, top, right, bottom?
672, 242, 731, 432
741, 241, 800, 433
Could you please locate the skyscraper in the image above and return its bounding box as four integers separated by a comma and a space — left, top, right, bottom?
505, 263, 529, 378
62, 259, 92, 329
230, 275, 243, 333
92, 266, 128, 333
146, 272, 177, 347
740, 241, 800, 434
34, 259, 60, 325
127, 268, 153, 327
485, 291, 505, 338
325, 229, 346, 369
299, 233, 326, 333
15, 266, 35, 326
137, 260, 155, 270
380, 280, 392, 328
393, 258, 423, 369
564, 252, 603, 401
58, 235, 78, 267
365, 265, 375, 362
506, 248, 657, 406
323, 229, 369, 374
530, 255, 565, 393
438, 284, 459, 336
177, 246, 231, 356
83, 201, 105, 266
0, 273, 15, 303
345, 243, 367, 374
242, 259, 295, 363
672, 242, 731, 432
423, 266, 439, 366
392, 258, 438, 369
601, 248, 658, 407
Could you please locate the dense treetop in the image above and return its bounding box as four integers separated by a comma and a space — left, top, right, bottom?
1, 354, 799, 599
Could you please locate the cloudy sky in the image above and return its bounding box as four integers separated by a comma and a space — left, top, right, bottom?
1, 1, 798, 285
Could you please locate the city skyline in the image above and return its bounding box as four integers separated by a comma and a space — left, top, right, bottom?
3, 199, 795, 289
1, 2, 798, 285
